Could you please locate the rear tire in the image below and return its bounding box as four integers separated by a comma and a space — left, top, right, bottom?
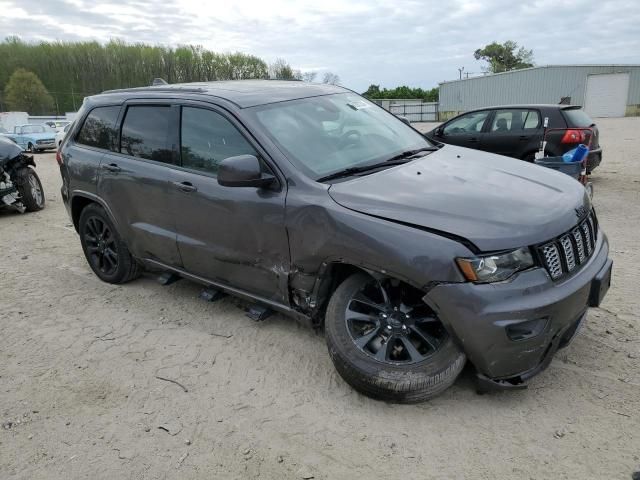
324, 273, 466, 403
15, 167, 45, 211
79, 203, 141, 284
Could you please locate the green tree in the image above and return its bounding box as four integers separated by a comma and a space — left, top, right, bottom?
362, 84, 438, 102
473, 40, 534, 73
4, 68, 54, 114
269, 58, 296, 80
0, 38, 272, 112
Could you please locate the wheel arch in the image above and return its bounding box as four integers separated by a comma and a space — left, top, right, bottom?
301, 260, 432, 326
70, 192, 119, 233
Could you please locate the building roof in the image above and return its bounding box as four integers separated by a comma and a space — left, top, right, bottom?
101, 80, 348, 108
440, 64, 640, 85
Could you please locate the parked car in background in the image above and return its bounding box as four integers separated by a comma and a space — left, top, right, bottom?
425, 105, 602, 173
0, 136, 45, 213
45, 120, 72, 133
59, 81, 611, 402
3, 124, 56, 153
55, 122, 73, 149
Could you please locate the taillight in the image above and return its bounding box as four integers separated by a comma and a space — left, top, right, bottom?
561, 129, 591, 144
56, 149, 63, 166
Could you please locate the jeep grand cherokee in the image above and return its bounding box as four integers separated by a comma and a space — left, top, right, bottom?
58, 80, 612, 402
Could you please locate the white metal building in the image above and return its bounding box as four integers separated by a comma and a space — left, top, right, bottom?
439, 65, 640, 119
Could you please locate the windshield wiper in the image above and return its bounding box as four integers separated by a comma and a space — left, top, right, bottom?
383, 146, 439, 163
317, 159, 412, 182
317, 147, 439, 183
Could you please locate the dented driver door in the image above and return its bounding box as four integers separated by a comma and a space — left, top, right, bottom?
169, 104, 290, 304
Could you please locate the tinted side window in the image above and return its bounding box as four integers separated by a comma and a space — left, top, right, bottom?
120, 106, 173, 163
522, 110, 540, 129
490, 109, 540, 132
180, 107, 257, 175
443, 111, 489, 135
76, 106, 120, 150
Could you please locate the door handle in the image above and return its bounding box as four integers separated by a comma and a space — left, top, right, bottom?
102, 163, 121, 173
172, 181, 197, 193
469, 137, 479, 142
519, 135, 529, 140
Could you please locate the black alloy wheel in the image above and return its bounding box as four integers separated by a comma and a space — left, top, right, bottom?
345, 278, 447, 364
325, 273, 466, 403
83, 215, 119, 276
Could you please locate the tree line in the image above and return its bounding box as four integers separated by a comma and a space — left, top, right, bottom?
0, 38, 339, 114
362, 84, 439, 102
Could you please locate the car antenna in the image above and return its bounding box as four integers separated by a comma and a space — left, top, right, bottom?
151, 78, 168, 86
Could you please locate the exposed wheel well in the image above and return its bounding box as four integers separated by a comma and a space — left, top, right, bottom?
310, 262, 426, 326
71, 196, 96, 232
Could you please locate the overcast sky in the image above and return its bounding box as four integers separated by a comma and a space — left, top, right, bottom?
1, 0, 639, 91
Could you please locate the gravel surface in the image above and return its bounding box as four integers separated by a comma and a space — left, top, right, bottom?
1, 117, 639, 479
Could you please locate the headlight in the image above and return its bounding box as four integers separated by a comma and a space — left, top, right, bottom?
456, 247, 534, 283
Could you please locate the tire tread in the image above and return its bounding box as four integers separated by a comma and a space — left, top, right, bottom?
325, 273, 466, 403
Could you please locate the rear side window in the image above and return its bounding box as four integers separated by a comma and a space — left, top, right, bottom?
120, 106, 173, 163
490, 109, 540, 131
562, 108, 594, 127
76, 106, 120, 150
180, 107, 257, 175
522, 110, 540, 129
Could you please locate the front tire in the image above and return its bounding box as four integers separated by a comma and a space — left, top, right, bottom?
78, 204, 141, 284
325, 273, 466, 403
15, 167, 45, 211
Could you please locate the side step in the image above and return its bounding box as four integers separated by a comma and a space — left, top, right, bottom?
246, 304, 275, 322
157, 272, 182, 286
199, 287, 226, 302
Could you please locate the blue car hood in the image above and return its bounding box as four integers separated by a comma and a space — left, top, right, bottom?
24, 132, 55, 141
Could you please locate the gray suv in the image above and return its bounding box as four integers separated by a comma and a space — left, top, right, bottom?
59, 80, 612, 402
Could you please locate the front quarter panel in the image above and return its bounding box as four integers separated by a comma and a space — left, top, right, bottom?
285, 181, 471, 290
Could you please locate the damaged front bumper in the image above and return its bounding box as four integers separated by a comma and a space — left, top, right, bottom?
424, 232, 611, 389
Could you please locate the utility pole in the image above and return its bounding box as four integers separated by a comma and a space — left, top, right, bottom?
458, 67, 464, 80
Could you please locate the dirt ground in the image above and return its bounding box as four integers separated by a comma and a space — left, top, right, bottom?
1, 117, 639, 480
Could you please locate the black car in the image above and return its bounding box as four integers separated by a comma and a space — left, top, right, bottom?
425, 105, 602, 173
58, 81, 611, 402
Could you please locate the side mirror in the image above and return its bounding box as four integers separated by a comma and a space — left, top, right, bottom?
397, 116, 411, 126
217, 154, 276, 188
434, 126, 443, 137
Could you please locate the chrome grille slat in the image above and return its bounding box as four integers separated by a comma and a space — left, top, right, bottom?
582, 222, 593, 255
587, 216, 596, 249
560, 236, 576, 271
572, 228, 586, 263
539, 210, 598, 280
542, 243, 563, 279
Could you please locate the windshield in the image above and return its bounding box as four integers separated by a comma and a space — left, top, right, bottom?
249, 93, 433, 179
21, 125, 47, 134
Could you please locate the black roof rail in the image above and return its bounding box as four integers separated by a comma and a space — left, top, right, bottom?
101, 86, 207, 94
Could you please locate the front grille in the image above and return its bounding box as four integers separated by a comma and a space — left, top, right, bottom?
36, 139, 54, 144
538, 210, 598, 280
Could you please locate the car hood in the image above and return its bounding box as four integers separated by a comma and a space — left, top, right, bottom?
328, 145, 591, 252
0, 135, 24, 166
23, 132, 55, 140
